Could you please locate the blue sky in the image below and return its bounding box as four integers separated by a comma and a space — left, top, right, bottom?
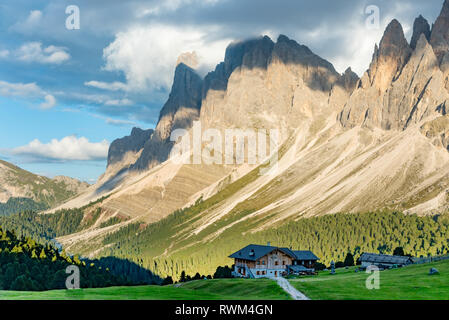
0, 0, 443, 182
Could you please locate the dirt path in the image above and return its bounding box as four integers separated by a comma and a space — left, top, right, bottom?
274, 277, 310, 300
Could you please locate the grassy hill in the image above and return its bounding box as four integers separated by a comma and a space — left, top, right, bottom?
290, 260, 449, 300
0, 279, 290, 300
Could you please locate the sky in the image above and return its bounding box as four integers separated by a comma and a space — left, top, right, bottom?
0, 0, 444, 183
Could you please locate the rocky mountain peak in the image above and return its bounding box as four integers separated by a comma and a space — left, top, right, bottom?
336, 67, 359, 93
176, 51, 199, 69
377, 19, 410, 60
203, 36, 274, 97
131, 58, 204, 171
410, 15, 431, 50
430, 0, 449, 63
367, 19, 411, 92
224, 35, 274, 74
155, 62, 203, 140
107, 127, 153, 167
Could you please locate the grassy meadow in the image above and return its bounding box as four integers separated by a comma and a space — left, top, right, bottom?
0, 278, 290, 300
290, 260, 449, 300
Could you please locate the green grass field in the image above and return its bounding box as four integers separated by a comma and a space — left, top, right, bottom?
0, 278, 290, 300
290, 260, 449, 300
2, 261, 449, 300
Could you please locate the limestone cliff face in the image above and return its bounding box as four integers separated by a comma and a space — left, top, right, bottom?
369, 19, 411, 93
200, 34, 350, 137
430, 0, 449, 63
107, 127, 153, 167
113, 35, 352, 172
420, 115, 449, 150
339, 19, 448, 131
132, 61, 203, 171
411, 15, 431, 50
430, 0, 449, 91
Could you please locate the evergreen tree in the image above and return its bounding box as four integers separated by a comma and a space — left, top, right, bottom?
344, 253, 354, 266
393, 247, 405, 256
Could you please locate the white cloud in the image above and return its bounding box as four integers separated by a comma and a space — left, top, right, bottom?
0, 80, 57, 109
10, 10, 43, 34
0, 81, 43, 97
104, 98, 134, 106
0, 50, 9, 58
25, 10, 43, 25
40, 94, 57, 109
136, 0, 219, 18
106, 118, 136, 126
12, 136, 109, 162
102, 24, 231, 91
16, 42, 70, 64
84, 80, 128, 91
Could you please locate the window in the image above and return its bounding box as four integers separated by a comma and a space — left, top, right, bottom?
257, 261, 260, 265
256, 271, 260, 275
262, 260, 265, 265
282, 261, 286, 265
275, 261, 279, 266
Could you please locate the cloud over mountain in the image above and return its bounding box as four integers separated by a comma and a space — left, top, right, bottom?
102, 25, 230, 91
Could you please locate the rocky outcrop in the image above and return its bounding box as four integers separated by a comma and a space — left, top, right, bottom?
420, 115, 449, 150
411, 15, 431, 50
430, 0, 449, 91
203, 36, 275, 96
52, 176, 89, 194
336, 67, 359, 93
271, 34, 340, 92
200, 34, 346, 132
107, 127, 153, 167
430, 0, 449, 63
367, 19, 411, 93
339, 19, 448, 130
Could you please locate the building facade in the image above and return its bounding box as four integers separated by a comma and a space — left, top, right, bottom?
229, 244, 319, 278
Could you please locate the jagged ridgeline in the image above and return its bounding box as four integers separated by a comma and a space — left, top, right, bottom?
16, 1, 449, 281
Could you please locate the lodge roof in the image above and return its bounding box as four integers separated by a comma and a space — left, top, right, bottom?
359, 253, 413, 265
287, 265, 312, 272
228, 244, 319, 261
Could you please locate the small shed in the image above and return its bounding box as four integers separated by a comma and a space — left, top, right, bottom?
359, 253, 413, 269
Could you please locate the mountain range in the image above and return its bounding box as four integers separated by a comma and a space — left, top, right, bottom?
21, 1, 449, 272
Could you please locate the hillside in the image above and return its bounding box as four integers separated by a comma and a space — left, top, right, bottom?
0, 160, 89, 215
